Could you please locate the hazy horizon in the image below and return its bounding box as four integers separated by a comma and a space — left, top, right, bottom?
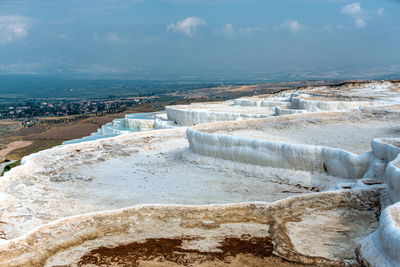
0, 0, 399, 80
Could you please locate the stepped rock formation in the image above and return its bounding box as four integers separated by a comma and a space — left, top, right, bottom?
1, 80, 400, 266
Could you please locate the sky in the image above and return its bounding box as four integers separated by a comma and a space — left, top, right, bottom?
0, 0, 399, 79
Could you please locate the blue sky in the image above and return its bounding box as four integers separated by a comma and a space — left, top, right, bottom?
0, 0, 399, 79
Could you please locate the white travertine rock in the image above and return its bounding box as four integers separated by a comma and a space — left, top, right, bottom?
358, 203, 400, 267
274, 106, 307, 115
124, 118, 154, 130
386, 155, 400, 204
0, 193, 17, 209
357, 138, 400, 266
368, 138, 400, 202
234, 97, 290, 108
187, 127, 369, 178
0, 189, 380, 267
166, 106, 271, 126
154, 114, 179, 129
371, 138, 400, 162
291, 96, 370, 112
64, 113, 158, 144
1, 80, 400, 266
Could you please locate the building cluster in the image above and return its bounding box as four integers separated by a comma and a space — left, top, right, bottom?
0, 98, 154, 119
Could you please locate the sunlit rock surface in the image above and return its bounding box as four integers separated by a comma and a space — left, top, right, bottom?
1, 80, 400, 266
64, 112, 158, 145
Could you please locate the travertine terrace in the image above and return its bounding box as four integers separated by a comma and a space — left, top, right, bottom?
1, 80, 400, 266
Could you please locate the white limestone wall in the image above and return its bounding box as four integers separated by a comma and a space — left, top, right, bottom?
358, 138, 400, 266
154, 115, 178, 129
166, 92, 374, 126
371, 139, 400, 163
369, 139, 400, 203
166, 106, 270, 126
124, 118, 154, 131
185, 126, 400, 266
186, 128, 369, 178
234, 98, 289, 108
377, 203, 400, 265
291, 97, 369, 112
233, 98, 261, 106
358, 203, 400, 267
233, 94, 371, 117
386, 156, 400, 204
274, 106, 307, 116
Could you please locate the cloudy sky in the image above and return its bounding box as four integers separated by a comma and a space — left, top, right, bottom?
0, 0, 399, 78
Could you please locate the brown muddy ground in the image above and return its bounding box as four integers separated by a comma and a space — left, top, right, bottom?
74, 236, 310, 267
0, 141, 32, 158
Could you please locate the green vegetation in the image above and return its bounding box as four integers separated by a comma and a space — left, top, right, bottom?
1, 160, 20, 176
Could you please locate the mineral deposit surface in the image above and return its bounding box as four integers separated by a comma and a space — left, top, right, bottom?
1, 80, 400, 267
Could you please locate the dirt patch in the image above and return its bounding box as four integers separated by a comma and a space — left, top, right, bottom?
74, 235, 306, 267
25, 121, 105, 140
5, 139, 63, 160
0, 141, 32, 158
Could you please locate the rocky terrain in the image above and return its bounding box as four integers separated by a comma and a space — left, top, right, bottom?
0, 80, 400, 266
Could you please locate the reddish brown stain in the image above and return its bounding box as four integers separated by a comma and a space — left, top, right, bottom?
76, 235, 273, 267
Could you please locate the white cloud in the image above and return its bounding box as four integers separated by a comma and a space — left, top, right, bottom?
0, 15, 31, 45
355, 18, 366, 28
222, 23, 234, 36
341, 2, 366, 28
341, 3, 386, 29
214, 23, 265, 38
342, 2, 362, 16
167, 17, 206, 36
281, 20, 303, 33
214, 23, 235, 38
106, 32, 121, 43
